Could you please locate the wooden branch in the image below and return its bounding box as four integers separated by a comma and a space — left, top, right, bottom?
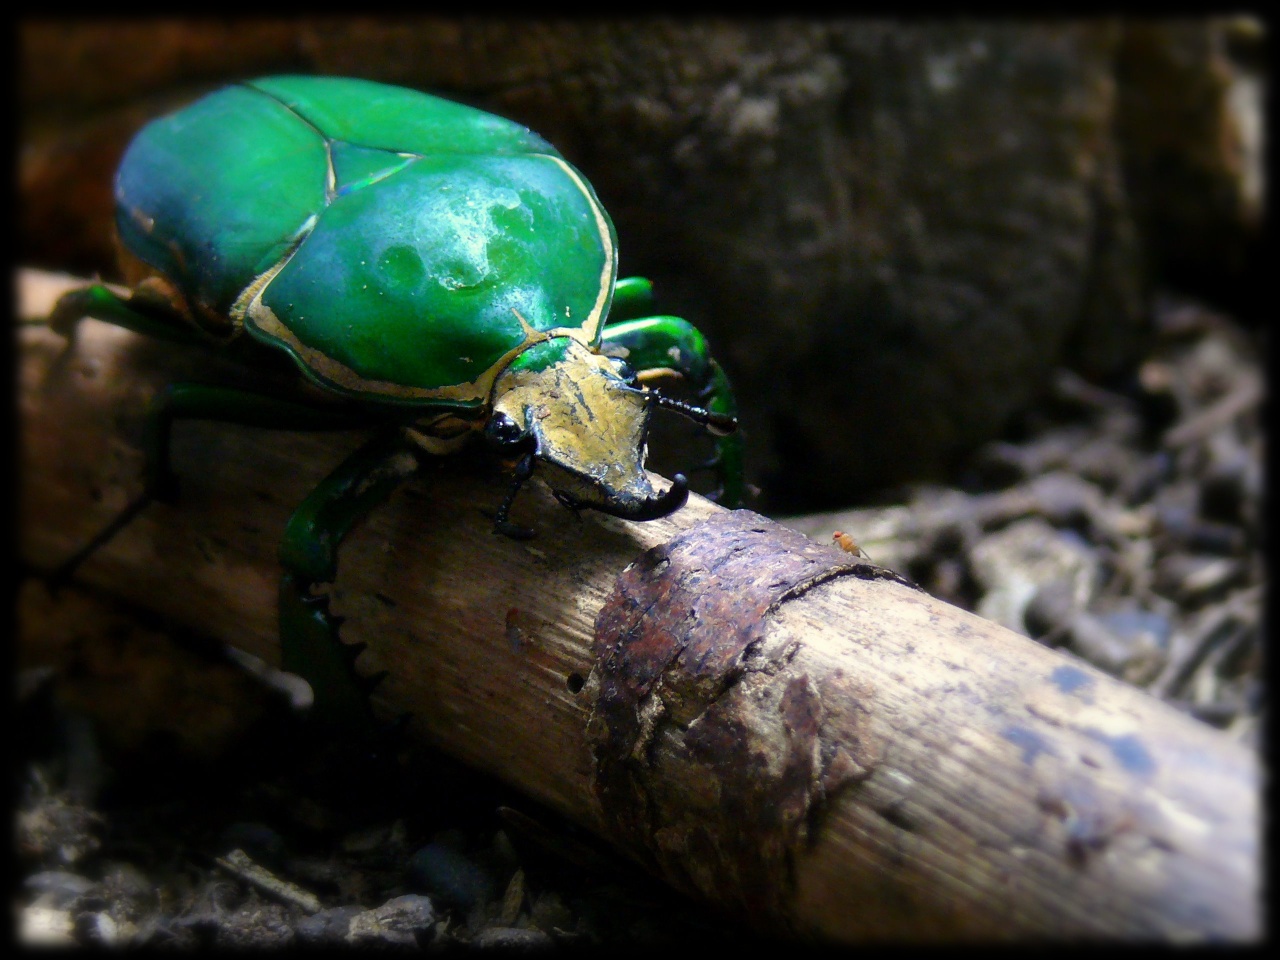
18, 269, 1259, 942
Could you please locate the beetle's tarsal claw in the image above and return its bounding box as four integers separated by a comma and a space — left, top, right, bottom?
48, 291, 91, 343
706, 416, 738, 438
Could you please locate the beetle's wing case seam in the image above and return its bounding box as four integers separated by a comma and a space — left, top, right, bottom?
539, 154, 615, 346
230, 213, 318, 330
219, 84, 616, 408
233, 158, 614, 405
324, 139, 337, 202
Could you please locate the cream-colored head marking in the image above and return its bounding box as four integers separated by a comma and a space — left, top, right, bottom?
489, 338, 661, 508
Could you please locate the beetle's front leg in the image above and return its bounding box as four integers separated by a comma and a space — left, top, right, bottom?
279, 430, 419, 732
600, 315, 745, 508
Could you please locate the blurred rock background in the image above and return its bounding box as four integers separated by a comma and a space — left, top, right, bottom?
19, 17, 1264, 512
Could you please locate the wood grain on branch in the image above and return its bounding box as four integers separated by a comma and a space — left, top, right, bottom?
17, 269, 1259, 942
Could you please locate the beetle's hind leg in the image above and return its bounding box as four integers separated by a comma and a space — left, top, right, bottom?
279, 429, 420, 734
600, 314, 745, 508
47, 385, 368, 586
49, 281, 215, 348
48, 378, 413, 735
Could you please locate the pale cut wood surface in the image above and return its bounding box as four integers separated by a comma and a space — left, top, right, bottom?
17, 269, 1259, 941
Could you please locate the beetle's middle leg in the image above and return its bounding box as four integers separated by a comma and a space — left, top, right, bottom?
278, 429, 420, 732
600, 314, 745, 507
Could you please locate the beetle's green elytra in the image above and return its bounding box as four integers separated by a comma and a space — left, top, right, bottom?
51, 75, 744, 728
116, 75, 616, 404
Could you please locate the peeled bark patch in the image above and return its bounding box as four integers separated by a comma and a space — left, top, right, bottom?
588, 510, 915, 918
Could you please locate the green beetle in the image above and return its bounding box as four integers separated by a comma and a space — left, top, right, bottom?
50, 75, 743, 726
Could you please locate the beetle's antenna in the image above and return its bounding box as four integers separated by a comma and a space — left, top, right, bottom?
646, 389, 737, 437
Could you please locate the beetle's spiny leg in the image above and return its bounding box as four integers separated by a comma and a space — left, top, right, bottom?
492, 452, 536, 540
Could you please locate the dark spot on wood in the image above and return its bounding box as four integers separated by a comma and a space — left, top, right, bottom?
1001, 724, 1057, 766
1063, 802, 1127, 867
504, 608, 525, 651
1083, 728, 1157, 777
566, 672, 585, 694
1066, 829, 1109, 866
1049, 664, 1095, 699
1036, 791, 1070, 819
878, 802, 918, 833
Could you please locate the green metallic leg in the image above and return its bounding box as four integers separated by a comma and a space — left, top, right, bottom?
279, 429, 419, 732
601, 314, 745, 508
49, 283, 210, 346
48, 285, 412, 732
50, 376, 405, 732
